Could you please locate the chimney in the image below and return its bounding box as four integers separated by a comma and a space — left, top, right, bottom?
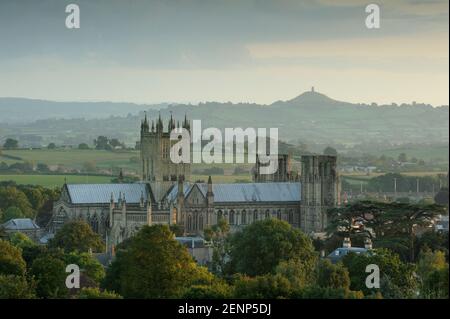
343, 237, 351, 248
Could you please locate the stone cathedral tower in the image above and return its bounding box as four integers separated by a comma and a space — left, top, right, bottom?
140, 112, 191, 201
300, 155, 339, 233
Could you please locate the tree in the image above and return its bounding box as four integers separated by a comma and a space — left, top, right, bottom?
204, 217, 231, 276
328, 201, 445, 262
1, 206, 26, 223
292, 286, 364, 299
182, 281, 234, 299
323, 146, 338, 156
233, 273, 292, 299
109, 138, 123, 149
9, 232, 37, 250
49, 220, 105, 253
3, 138, 18, 150
47, 143, 56, 150
78, 143, 90, 150
398, 153, 407, 163
0, 239, 27, 276
421, 265, 448, 299
63, 252, 105, 285
103, 225, 213, 298
94, 136, 111, 150
416, 248, 448, 298
342, 248, 417, 298
77, 287, 122, 299
415, 231, 448, 261
434, 187, 449, 206
274, 258, 317, 290
0, 186, 33, 220
22, 187, 45, 212
0, 275, 36, 298
30, 255, 68, 298
228, 219, 316, 276
316, 259, 350, 290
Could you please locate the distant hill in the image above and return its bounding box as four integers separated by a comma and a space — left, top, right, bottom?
0, 90, 448, 146
0, 97, 169, 123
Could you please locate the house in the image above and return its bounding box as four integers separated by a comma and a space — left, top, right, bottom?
327, 237, 373, 263
1, 218, 42, 241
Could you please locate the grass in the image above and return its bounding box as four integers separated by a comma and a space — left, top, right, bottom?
377, 144, 449, 161
0, 174, 113, 188
0, 149, 139, 170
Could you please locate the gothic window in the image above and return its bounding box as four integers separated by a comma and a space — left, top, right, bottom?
241, 210, 247, 225
194, 210, 199, 230
265, 210, 270, 219
187, 214, 192, 231
198, 214, 204, 231
91, 215, 99, 233
229, 210, 235, 225
288, 210, 294, 224
253, 210, 258, 222
277, 210, 282, 220
217, 210, 223, 222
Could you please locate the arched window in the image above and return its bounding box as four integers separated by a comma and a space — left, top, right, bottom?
194, 210, 200, 230
187, 214, 192, 231
265, 210, 270, 219
229, 210, 235, 225
241, 210, 247, 225
199, 214, 204, 230
253, 210, 258, 222
277, 210, 282, 220
91, 215, 99, 233
288, 210, 294, 224
217, 210, 223, 223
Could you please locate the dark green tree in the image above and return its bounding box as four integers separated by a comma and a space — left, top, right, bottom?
30, 255, 68, 298
103, 225, 214, 298
342, 248, 417, 298
0, 239, 27, 276
229, 219, 316, 276
3, 138, 18, 150
77, 287, 122, 299
49, 220, 105, 253
204, 217, 231, 276
0, 275, 36, 298
316, 259, 350, 290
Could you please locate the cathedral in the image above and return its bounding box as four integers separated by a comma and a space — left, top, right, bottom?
50, 114, 339, 253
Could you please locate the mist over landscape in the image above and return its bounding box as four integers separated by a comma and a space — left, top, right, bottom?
1, 89, 448, 151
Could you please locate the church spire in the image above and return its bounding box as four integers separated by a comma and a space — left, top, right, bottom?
141, 111, 149, 132
182, 113, 190, 131
157, 112, 163, 133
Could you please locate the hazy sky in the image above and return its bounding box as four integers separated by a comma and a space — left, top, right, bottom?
0, 0, 448, 105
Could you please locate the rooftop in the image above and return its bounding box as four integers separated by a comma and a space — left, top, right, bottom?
65, 183, 153, 205
166, 182, 301, 203
2, 218, 40, 230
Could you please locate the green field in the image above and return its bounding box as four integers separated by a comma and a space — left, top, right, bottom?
377, 144, 449, 161
0, 149, 139, 171
0, 174, 113, 188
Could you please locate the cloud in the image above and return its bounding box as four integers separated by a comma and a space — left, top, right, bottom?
316, 0, 449, 16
